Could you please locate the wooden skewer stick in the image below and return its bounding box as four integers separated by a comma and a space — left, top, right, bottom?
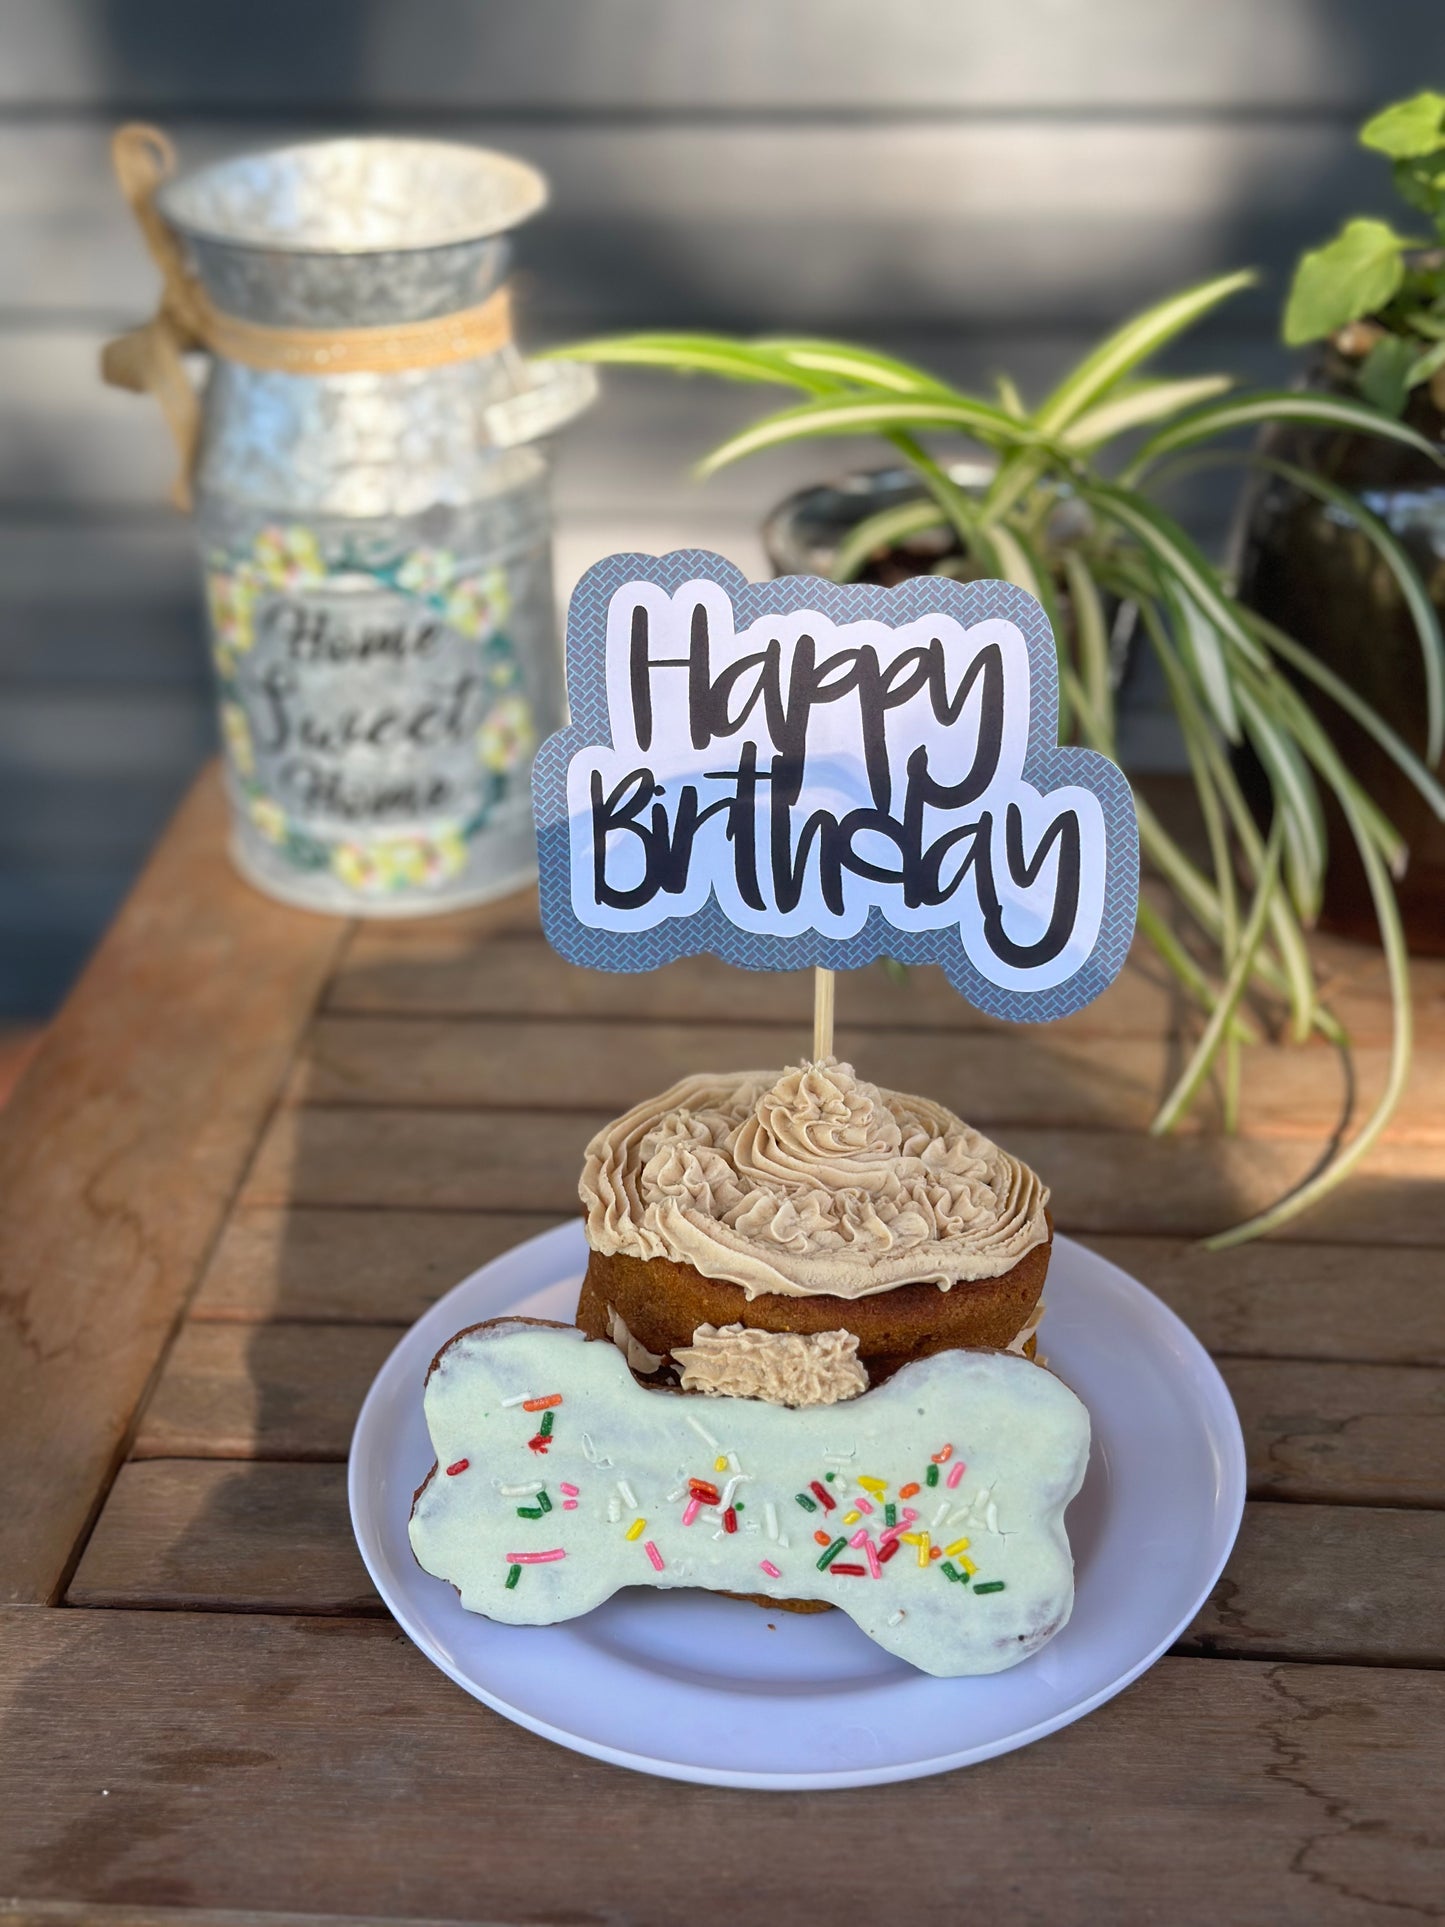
813, 966, 835, 1063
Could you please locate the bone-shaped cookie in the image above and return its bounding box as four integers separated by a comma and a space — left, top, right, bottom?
410, 1319, 1090, 1677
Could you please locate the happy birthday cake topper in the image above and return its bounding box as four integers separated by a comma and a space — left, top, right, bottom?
533, 550, 1138, 1023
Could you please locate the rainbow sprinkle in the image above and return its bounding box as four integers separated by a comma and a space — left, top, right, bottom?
947, 1461, 967, 1489
625, 1517, 646, 1542
644, 1540, 665, 1573
759, 1559, 782, 1579
505, 1563, 521, 1589
505, 1548, 565, 1564
522, 1394, 562, 1412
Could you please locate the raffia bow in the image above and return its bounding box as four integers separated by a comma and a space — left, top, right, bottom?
101, 123, 514, 511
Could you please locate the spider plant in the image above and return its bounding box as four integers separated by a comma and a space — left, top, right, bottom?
547, 271, 1445, 1245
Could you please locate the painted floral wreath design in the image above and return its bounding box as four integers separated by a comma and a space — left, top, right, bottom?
206, 524, 537, 894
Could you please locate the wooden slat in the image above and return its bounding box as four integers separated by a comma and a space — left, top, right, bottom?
241, 1105, 610, 1216
128, 1316, 1445, 1504
67, 1463, 1445, 1672
329, 923, 1445, 1052
1081, 1235, 1445, 1367
0, 767, 349, 1604
291, 1011, 1445, 1147
131, 1325, 400, 1463
239, 1104, 1445, 1245
1, 1609, 1441, 1922
1180, 1502, 1445, 1669
1, 1907, 479, 1927
189, 1208, 1445, 1366
191, 1205, 568, 1323
328, 930, 1190, 1037
1220, 1360, 1445, 1508
68, 1461, 375, 1616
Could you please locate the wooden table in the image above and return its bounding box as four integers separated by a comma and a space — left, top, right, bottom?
2, 766, 1443, 1926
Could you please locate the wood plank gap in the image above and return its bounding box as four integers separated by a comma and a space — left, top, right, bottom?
0, 766, 354, 1605
46, 914, 356, 1607
68, 1467, 1445, 1673
3, 1610, 1442, 1923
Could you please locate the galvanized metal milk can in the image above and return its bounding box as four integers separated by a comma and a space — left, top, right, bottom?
104, 125, 594, 914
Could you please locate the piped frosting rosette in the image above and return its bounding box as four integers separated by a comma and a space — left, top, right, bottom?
580, 1058, 1049, 1300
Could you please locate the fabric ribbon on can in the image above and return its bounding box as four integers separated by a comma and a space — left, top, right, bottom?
100, 123, 518, 510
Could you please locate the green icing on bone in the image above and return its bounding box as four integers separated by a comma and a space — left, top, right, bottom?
408, 1320, 1088, 1679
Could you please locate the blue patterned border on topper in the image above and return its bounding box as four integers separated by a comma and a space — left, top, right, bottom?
532, 550, 1139, 1024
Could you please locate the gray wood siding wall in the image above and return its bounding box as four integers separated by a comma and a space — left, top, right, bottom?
2, 0, 1442, 1013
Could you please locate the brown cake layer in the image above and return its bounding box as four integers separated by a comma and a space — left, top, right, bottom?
575, 1217, 1052, 1385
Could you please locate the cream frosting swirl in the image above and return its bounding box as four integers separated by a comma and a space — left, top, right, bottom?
580, 1059, 1049, 1299
672, 1324, 867, 1406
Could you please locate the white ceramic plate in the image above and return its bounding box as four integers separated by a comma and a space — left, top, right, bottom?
349, 1223, 1245, 1789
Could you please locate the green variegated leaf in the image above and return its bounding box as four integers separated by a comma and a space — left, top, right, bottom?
995, 372, 1027, 418
542, 333, 836, 391
1164, 582, 1242, 742
1207, 793, 1413, 1247
1084, 485, 1267, 672
1235, 681, 1327, 920
1001, 523, 1072, 737
696, 394, 1042, 475
758, 338, 958, 395
1124, 389, 1445, 480
1061, 375, 1234, 448
1060, 551, 1112, 738
1033, 269, 1255, 433
1247, 610, 1445, 820
1151, 827, 1282, 1138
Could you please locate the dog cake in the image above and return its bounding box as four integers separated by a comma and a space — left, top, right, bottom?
409, 1317, 1090, 1678
575, 1056, 1052, 1382
408, 554, 1141, 1680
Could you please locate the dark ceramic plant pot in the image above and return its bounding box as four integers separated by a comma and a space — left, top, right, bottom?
1235, 369, 1445, 951
761, 464, 989, 583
